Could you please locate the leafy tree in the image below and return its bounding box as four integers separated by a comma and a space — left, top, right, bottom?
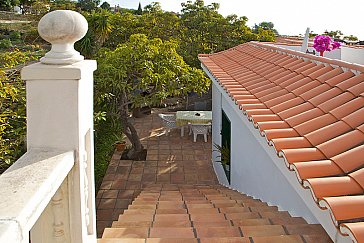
31, 0, 50, 15
309, 31, 318, 38
254, 22, 278, 35
100, 1, 110, 10
324, 30, 343, 39
136, 1, 142, 15
96, 34, 210, 159
104, 10, 181, 49
179, 0, 260, 67
143, 2, 163, 13
344, 35, 358, 41
49, 0, 77, 11
19, 0, 36, 14
256, 27, 275, 42
0, 0, 20, 11
0, 48, 44, 173
76, 9, 113, 57
76, 0, 99, 11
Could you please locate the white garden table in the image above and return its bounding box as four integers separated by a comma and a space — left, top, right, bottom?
176, 111, 212, 137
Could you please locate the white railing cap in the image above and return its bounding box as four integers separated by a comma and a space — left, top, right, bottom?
0, 149, 74, 238
38, 10, 88, 65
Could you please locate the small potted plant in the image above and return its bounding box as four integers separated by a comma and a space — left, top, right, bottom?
213, 143, 230, 172
113, 133, 127, 151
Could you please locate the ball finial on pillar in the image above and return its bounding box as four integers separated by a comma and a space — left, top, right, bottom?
38, 10, 88, 65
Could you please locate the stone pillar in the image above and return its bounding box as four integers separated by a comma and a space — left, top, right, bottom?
21, 10, 97, 243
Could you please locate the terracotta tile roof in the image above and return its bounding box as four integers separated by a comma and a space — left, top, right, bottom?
199, 42, 364, 243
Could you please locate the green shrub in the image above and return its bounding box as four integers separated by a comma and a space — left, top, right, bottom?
0, 39, 12, 49
9, 31, 21, 41
94, 118, 122, 190
0, 49, 45, 173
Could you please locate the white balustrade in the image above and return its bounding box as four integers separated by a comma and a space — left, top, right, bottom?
0, 10, 97, 243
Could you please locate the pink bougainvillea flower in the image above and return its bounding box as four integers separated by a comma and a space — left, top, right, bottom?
332, 41, 341, 50
313, 35, 342, 55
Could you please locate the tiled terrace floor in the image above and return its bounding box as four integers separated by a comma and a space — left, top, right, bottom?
96, 111, 217, 237
96, 111, 331, 242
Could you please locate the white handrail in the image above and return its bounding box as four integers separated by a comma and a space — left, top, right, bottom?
0, 149, 74, 243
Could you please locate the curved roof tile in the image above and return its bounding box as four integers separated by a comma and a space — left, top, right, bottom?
199, 42, 364, 243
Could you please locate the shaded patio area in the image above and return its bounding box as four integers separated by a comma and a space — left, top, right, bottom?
96, 110, 217, 237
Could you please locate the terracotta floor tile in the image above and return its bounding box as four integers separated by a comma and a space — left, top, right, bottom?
149, 227, 195, 238
97, 220, 112, 237
106, 166, 117, 173
284, 224, 327, 235
159, 196, 183, 201
147, 149, 158, 155
112, 221, 152, 228
110, 178, 127, 190
112, 208, 125, 221
193, 221, 232, 227
97, 209, 114, 221
188, 208, 219, 214
195, 226, 241, 237
146, 238, 198, 243
98, 199, 117, 209
215, 203, 241, 208
185, 200, 210, 204
250, 206, 278, 212
123, 209, 155, 215
98, 239, 145, 243
240, 225, 286, 237
199, 237, 250, 243
190, 213, 226, 222
145, 161, 158, 167
115, 199, 132, 209
117, 190, 135, 199
102, 228, 149, 238
232, 219, 270, 226
157, 174, 171, 182
136, 197, 158, 202
126, 181, 142, 190
152, 220, 192, 227
118, 214, 154, 222
211, 199, 237, 204
259, 211, 290, 219
130, 167, 144, 174
132, 161, 145, 168
142, 174, 157, 182
129, 205, 156, 210
128, 174, 143, 181
119, 160, 133, 166
116, 166, 131, 175
302, 234, 333, 243
269, 217, 306, 225
205, 195, 229, 199
219, 207, 250, 213
226, 212, 261, 220
154, 214, 189, 222
186, 204, 214, 209
100, 180, 113, 190
156, 208, 187, 214
147, 154, 159, 160
252, 235, 304, 243
96, 190, 105, 199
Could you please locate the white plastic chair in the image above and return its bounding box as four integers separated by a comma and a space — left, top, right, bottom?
158, 113, 178, 135
190, 123, 211, 142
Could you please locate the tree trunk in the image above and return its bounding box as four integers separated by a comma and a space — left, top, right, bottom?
119, 90, 144, 160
